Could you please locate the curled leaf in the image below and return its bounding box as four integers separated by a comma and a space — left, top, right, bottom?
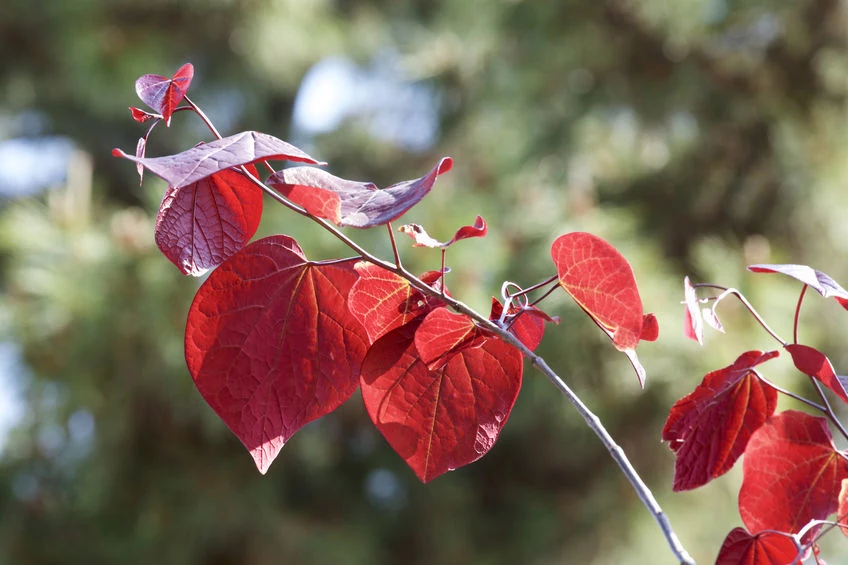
267, 157, 452, 228
129, 106, 157, 123
785, 344, 848, 404
682, 276, 703, 345
398, 216, 487, 248
748, 263, 848, 310
135, 62, 194, 126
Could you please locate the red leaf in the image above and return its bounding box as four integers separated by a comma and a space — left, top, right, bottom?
185, 235, 369, 474
112, 131, 322, 188
361, 320, 523, 482
683, 276, 704, 345
640, 313, 659, 341
266, 157, 452, 228
662, 350, 779, 491
715, 527, 798, 565
551, 232, 656, 386
489, 298, 551, 352
398, 215, 487, 248
748, 264, 848, 310
785, 344, 848, 405
129, 106, 157, 123
414, 308, 488, 370
154, 165, 262, 276
135, 63, 194, 126
348, 263, 446, 343
739, 410, 848, 535
838, 479, 848, 537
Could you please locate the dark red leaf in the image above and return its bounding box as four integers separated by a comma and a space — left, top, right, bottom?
129, 106, 157, 123
414, 308, 488, 370
748, 264, 848, 311
640, 313, 659, 341
348, 263, 446, 343
683, 276, 703, 345
715, 527, 798, 565
185, 235, 369, 474
785, 344, 848, 405
489, 298, 551, 352
361, 319, 523, 482
551, 232, 656, 386
663, 350, 779, 491
740, 410, 848, 535
398, 215, 488, 248
155, 165, 262, 276
135, 62, 194, 126
838, 479, 848, 538
112, 131, 322, 188
266, 157, 452, 228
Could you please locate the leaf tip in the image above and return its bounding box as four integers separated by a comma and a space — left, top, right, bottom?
111, 148, 127, 158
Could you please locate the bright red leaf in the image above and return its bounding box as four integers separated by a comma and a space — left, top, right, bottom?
398, 215, 487, 248
739, 410, 848, 536
683, 276, 704, 345
715, 527, 798, 565
663, 350, 779, 491
785, 344, 848, 405
414, 308, 489, 370
266, 157, 452, 228
348, 263, 446, 343
154, 165, 262, 276
838, 479, 848, 537
550, 232, 656, 386
361, 319, 523, 482
112, 131, 322, 188
135, 62, 194, 126
748, 263, 848, 311
489, 298, 552, 352
129, 106, 156, 123
185, 235, 369, 474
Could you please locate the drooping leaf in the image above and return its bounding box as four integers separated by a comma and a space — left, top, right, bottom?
361, 319, 523, 482
414, 308, 488, 370
739, 410, 848, 536
155, 165, 262, 276
112, 131, 322, 188
266, 157, 452, 228
838, 479, 848, 538
683, 276, 704, 345
663, 350, 780, 491
785, 344, 848, 405
135, 62, 194, 126
134, 137, 146, 185
703, 307, 725, 333
185, 235, 369, 474
398, 215, 487, 248
715, 527, 798, 565
550, 232, 656, 386
348, 263, 446, 343
489, 298, 552, 352
748, 263, 848, 311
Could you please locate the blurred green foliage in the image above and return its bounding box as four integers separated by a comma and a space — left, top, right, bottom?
1, 0, 847, 563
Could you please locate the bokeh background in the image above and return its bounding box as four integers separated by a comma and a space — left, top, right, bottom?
1, 0, 848, 563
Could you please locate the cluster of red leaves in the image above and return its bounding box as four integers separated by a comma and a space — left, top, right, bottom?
675, 265, 848, 564
113, 64, 657, 482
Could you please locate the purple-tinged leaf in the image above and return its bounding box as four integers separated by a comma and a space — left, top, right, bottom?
112, 131, 322, 188
398, 216, 487, 248
748, 264, 848, 310
267, 157, 452, 228
135, 63, 193, 126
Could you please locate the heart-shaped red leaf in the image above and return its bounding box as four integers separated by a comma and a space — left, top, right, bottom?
785, 343, 848, 405
748, 263, 848, 310
155, 165, 262, 276
112, 131, 322, 188
361, 319, 523, 482
662, 350, 779, 491
414, 308, 488, 370
683, 276, 704, 345
489, 298, 552, 352
398, 215, 487, 248
715, 527, 798, 565
739, 410, 848, 535
185, 235, 369, 474
266, 157, 452, 228
348, 264, 447, 343
551, 232, 656, 386
135, 62, 194, 126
